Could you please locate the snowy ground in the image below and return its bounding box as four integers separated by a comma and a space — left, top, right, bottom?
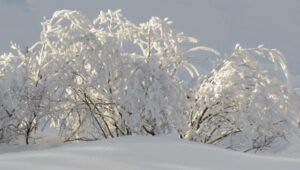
0, 135, 300, 170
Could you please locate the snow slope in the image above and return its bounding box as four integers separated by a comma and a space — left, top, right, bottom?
0, 135, 300, 170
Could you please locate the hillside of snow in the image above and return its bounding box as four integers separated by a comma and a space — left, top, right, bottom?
0, 135, 300, 170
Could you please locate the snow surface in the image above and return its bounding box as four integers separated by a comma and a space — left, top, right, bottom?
0, 135, 300, 170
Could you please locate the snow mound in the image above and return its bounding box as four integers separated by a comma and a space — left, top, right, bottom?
0, 135, 300, 170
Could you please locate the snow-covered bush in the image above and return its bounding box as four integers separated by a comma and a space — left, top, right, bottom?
0, 9, 210, 143
117, 16, 211, 135
184, 44, 300, 152
35, 10, 129, 141
0, 44, 50, 144
0, 9, 299, 153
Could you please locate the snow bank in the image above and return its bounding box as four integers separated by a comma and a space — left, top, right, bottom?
0, 135, 300, 170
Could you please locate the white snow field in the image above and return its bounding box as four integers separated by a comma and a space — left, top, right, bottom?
0, 135, 300, 170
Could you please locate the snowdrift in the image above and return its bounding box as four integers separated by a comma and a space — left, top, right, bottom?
1, 135, 300, 170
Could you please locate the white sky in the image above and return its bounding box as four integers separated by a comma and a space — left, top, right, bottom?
0, 0, 299, 75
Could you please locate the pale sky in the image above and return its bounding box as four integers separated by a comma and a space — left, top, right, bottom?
0, 0, 299, 76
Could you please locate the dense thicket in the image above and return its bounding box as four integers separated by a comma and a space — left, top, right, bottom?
0, 10, 299, 152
